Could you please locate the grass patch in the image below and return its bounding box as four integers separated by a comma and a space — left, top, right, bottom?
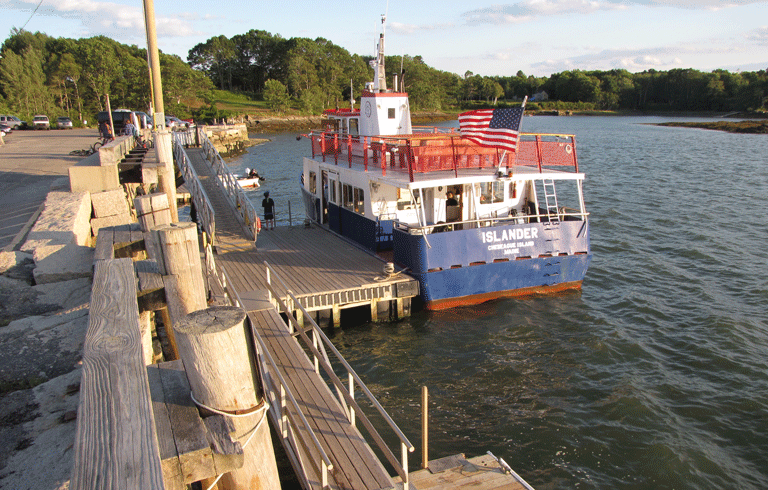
213, 90, 270, 113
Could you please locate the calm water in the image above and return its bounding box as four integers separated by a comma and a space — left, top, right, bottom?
231, 116, 768, 489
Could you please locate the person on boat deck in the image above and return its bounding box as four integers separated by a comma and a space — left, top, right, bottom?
248, 168, 260, 179
446, 192, 458, 206
262, 191, 275, 230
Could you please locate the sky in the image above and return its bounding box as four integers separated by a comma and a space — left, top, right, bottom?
1, 0, 767, 77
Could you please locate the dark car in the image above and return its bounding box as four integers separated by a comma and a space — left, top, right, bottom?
96, 111, 135, 135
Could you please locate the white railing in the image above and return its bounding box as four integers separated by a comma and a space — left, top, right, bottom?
200, 133, 261, 241
264, 261, 415, 486
173, 135, 216, 242
219, 265, 333, 489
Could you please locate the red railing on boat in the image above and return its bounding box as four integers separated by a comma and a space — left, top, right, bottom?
309, 131, 579, 181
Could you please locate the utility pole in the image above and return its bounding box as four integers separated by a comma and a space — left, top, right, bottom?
142, 0, 165, 129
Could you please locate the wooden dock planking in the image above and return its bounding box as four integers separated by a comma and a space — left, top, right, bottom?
250, 308, 395, 489
395, 454, 529, 490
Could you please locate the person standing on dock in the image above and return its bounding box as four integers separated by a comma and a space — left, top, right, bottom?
262, 191, 275, 229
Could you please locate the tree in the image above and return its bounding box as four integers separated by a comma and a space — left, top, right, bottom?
263, 79, 290, 113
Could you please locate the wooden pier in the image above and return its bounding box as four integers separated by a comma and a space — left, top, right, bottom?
70, 130, 535, 490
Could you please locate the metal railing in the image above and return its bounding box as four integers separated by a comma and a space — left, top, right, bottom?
306, 131, 580, 179
200, 133, 261, 241
263, 261, 415, 485
393, 208, 590, 235
173, 135, 216, 242
218, 264, 334, 489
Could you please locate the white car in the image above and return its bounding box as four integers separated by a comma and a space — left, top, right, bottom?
57, 117, 74, 129
33, 115, 50, 130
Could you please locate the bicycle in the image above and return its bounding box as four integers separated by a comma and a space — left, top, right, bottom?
69, 137, 112, 156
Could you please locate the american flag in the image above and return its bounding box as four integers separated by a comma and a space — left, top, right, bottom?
458, 107, 525, 152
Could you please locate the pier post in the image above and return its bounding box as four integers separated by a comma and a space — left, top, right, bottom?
135, 192, 172, 261
174, 306, 281, 490
154, 130, 179, 222
153, 222, 207, 359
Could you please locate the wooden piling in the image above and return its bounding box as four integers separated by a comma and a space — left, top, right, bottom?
153, 222, 207, 359
174, 306, 280, 490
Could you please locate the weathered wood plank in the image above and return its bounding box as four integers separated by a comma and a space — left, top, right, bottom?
147, 364, 184, 490
71, 258, 164, 490
157, 360, 216, 484
93, 227, 115, 262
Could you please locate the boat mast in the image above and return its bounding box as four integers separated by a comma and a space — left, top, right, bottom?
372, 14, 387, 92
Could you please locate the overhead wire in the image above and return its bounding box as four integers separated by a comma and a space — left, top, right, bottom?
19, 0, 45, 32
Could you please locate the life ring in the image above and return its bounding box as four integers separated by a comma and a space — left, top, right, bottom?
256, 216, 262, 233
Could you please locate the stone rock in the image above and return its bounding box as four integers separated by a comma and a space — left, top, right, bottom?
90, 213, 134, 236
21, 191, 92, 252
49, 177, 71, 192
91, 188, 129, 218
0, 251, 33, 277
32, 244, 94, 285
32, 278, 91, 313
0, 308, 88, 391
0, 368, 81, 490
0, 276, 90, 324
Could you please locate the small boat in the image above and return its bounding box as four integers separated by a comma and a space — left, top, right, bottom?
299, 17, 591, 310
237, 168, 264, 188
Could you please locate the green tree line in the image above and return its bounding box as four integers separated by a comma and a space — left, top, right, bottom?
189, 29, 768, 114
0, 29, 214, 125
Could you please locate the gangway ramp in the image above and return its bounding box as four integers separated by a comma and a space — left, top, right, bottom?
179, 142, 417, 488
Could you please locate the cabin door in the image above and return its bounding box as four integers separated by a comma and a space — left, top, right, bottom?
322, 170, 339, 225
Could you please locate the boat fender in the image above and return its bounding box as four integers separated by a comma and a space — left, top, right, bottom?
256, 216, 262, 233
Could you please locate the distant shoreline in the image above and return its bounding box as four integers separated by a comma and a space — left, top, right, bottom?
652, 120, 768, 134
242, 110, 768, 134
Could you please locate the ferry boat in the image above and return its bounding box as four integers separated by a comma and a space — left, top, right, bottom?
300, 21, 591, 310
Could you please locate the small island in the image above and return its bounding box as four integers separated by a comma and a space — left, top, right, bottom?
655, 120, 768, 134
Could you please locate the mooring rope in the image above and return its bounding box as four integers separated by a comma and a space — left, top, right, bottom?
189, 391, 271, 490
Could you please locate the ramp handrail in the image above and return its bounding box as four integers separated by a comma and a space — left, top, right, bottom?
221, 266, 334, 490
263, 260, 415, 485
199, 132, 261, 241
172, 135, 216, 242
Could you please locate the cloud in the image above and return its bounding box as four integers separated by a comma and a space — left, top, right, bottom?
461, 0, 766, 24
389, 21, 455, 34
463, 0, 627, 24
7, 0, 197, 41
527, 42, 744, 73
745, 25, 768, 43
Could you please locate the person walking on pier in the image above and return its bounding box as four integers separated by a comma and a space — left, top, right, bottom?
262, 191, 275, 230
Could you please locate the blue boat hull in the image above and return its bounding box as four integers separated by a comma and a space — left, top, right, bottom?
302, 190, 591, 309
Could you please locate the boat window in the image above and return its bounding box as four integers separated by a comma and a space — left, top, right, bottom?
388, 108, 395, 119
349, 119, 359, 136
508, 182, 517, 199
354, 187, 365, 215
329, 180, 337, 204
342, 183, 365, 215
309, 171, 317, 194
478, 182, 504, 204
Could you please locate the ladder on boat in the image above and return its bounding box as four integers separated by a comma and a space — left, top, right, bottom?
542, 179, 560, 222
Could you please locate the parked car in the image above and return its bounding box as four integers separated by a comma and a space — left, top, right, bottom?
165, 116, 189, 130
0, 115, 25, 129
57, 116, 74, 129
134, 111, 153, 129
33, 115, 50, 130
